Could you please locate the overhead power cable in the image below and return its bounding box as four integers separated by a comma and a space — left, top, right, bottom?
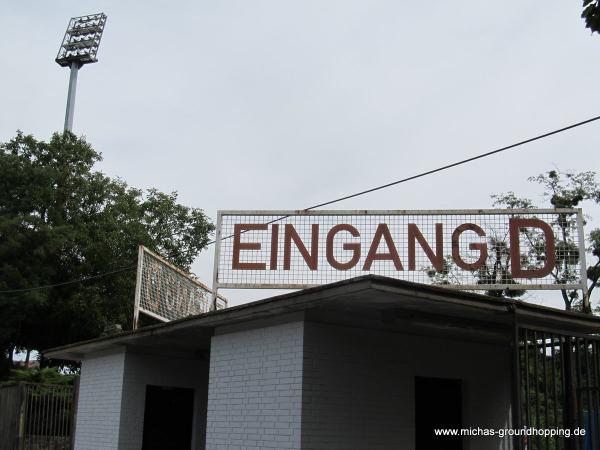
1, 113, 599, 294
302, 114, 600, 210
204, 113, 600, 245
0, 265, 136, 294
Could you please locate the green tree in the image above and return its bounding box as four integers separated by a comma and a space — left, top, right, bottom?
427, 250, 526, 299
0, 131, 214, 376
582, 0, 600, 34
492, 170, 600, 311
1, 367, 76, 386
426, 170, 600, 311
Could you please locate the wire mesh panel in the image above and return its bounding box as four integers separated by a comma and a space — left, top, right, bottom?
134, 246, 227, 328
214, 209, 586, 292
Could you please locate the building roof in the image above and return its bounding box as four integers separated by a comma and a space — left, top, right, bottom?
45, 275, 600, 361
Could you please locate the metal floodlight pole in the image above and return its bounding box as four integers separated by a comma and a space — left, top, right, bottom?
64, 62, 80, 132
55, 13, 107, 132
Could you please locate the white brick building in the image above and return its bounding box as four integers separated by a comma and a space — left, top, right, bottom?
46, 275, 600, 450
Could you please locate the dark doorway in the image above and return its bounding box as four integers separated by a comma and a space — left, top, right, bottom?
142, 385, 195, 450
415, 376, 463, 450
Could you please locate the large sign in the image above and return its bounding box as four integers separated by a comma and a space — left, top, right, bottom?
134, 246, 227, 328
212, 209, 587, 295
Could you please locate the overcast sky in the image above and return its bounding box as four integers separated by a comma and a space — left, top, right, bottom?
2, 1, 600, 308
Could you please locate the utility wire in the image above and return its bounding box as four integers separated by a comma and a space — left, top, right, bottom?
205, 113, 600, 245
2, 113, 599, 294
302, 114, 600, 210
0, 265, 136, 294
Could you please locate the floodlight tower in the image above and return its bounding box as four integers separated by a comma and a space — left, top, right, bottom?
56, 13, 107, 132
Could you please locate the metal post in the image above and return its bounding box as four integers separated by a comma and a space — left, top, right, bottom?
563, 337, 581, 450
211, 211, 223, 311
511, 309, 523, 450
17, 384, 26, 450
132, 245, 144, 330
63, 61, 80, 132
576, 209, 590, 313
70, 377, 80, 449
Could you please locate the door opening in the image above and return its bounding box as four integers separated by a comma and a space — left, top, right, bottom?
141, 385, 195, 450
415, 376, 462, 450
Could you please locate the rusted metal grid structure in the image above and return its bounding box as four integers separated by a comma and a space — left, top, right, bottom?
133, 246, 227, 329
213, 209, 587, 295
0, 382, 77, 450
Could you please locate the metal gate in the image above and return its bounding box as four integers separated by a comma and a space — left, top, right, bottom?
0, 382, 77, 450
517, 329, 600, 450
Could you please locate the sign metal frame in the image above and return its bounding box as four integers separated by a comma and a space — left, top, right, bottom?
133, 245, 227, 329
212, 208, 588, 306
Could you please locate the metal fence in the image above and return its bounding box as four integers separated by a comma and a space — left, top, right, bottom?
0, 382, 77, 450
517, 329, 600, 450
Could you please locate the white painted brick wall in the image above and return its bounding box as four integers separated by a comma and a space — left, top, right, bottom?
205, 319, 304, 450
73, 317, 512, 450
118, 352, 209, 450
302, 322, 513, 450
74, 349, 126, 450
73, 348, 209, 450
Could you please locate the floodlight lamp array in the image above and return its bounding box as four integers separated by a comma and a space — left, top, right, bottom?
56, 13, 107, 67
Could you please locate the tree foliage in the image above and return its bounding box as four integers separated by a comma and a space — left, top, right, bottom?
427, 248, 526, 299
493, 170, 600, 311
582, 0, 600, 34
426, 170, 600, 311
1, 367, 76, 387
0, 131, 214, 375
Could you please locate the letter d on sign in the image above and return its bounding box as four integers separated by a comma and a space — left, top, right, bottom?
509, 218, 555, 278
